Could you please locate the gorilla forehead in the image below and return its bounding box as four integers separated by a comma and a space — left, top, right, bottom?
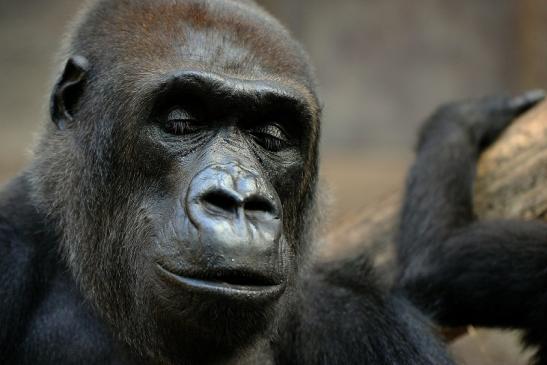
69, 0, 316, 89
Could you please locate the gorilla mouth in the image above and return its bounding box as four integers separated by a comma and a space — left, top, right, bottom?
156, 264, 286, 301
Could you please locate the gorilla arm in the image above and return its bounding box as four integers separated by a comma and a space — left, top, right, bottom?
396, 94, 547, 329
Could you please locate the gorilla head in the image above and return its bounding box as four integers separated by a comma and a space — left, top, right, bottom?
30, 0, 320, 362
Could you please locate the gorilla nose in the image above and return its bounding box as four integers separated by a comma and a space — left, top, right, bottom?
200, 189, 278, 220
186, 163, 282, 257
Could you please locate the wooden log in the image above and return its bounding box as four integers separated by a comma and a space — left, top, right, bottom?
319, 101, 547, 284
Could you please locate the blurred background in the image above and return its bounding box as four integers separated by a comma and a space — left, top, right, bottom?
0, 0, 546, 363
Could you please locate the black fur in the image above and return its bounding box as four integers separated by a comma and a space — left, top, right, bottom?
1, 0, 452, 364
396, 91, 547, 364
275, 255, 452, 364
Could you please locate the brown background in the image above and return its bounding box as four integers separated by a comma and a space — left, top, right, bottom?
1, 0, 546, 363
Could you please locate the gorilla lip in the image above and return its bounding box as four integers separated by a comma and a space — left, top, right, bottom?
156, 264, 286, 301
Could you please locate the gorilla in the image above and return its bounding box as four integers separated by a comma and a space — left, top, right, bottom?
396, 92, 547, 364
0, 0, 453, 364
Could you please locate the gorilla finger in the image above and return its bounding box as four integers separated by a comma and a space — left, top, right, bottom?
508, 89, 545, 116
474, 91, 543, 138
473, 96, 517, 149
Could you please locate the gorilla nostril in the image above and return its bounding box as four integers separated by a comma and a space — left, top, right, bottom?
244, 196, 277, 216
200, 190, 241, 215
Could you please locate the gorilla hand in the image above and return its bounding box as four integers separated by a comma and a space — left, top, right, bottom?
417, 90, 545, 152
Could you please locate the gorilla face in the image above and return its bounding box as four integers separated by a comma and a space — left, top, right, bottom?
35, 0, 320, 361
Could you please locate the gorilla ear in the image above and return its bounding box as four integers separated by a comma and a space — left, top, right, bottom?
50, 56, 90, 130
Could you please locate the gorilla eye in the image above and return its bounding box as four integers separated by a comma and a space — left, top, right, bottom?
164, 108, 201, 135
251, 124, 290, 152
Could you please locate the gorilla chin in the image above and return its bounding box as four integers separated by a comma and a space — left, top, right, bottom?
148, 202, 291, 358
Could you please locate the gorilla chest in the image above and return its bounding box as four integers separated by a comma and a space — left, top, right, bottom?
14, 274, 128, 365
